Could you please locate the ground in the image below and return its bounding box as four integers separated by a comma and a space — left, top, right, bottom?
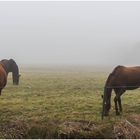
0, 65, 139, 138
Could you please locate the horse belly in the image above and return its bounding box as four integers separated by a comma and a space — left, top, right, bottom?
126, 87, 139, 90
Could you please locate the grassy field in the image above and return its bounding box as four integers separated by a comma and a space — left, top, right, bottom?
0, 65, 139, 138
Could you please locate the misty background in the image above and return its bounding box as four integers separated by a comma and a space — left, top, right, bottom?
0, 1, 140, 66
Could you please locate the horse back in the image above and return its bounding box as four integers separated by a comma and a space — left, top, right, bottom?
105, 65, 140, 87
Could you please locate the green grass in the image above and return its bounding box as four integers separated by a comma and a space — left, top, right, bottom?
0, 66, 139, 138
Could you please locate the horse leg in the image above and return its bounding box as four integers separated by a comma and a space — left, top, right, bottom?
118, 96, 122, 112
114, 88, 125, 115
114, 95, 120, 115
118, 89, 125, 112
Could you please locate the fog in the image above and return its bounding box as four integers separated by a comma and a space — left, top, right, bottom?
0, 1, 140, 66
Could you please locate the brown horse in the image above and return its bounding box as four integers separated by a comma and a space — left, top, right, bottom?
0, 59, 20, 95
102, 65, 140, 119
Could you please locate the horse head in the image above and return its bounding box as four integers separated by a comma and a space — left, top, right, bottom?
102, 87, 112, 119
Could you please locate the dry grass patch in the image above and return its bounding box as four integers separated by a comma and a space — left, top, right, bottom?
0, 118, 29, 139
114, 114, 140, 139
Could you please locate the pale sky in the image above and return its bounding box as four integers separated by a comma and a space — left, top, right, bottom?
0, 1, 140, 66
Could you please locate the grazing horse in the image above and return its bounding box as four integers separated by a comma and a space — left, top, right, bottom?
102, 65, 140, 119
0, 59, 20, 95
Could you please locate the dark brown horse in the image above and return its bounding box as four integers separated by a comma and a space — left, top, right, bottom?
0, 59, 20, 95
102, 65, 140, 119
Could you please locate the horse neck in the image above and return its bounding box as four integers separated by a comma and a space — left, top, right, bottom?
11, 63, 19, 76
102, 87, 112, 119
104, 87, 112, 101
105, 73, 113, 88
104, 73, 113, 105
